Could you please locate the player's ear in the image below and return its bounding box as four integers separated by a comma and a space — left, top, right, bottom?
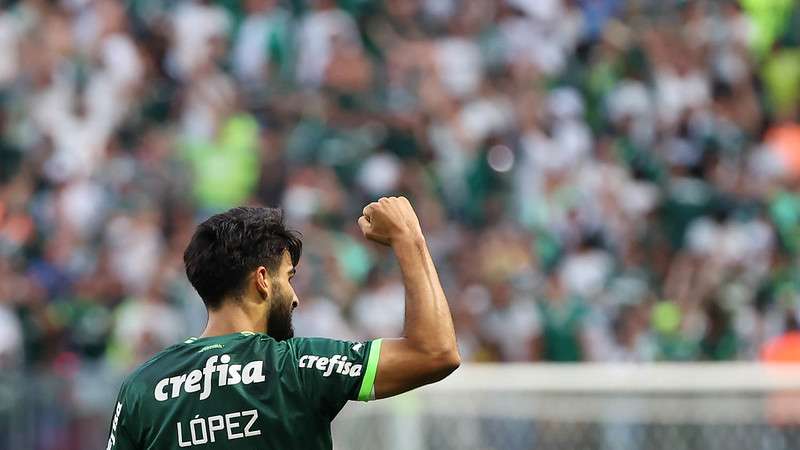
254, 266, 271, 300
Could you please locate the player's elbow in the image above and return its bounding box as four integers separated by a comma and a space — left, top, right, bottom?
444, 349, 461, 372
430, 349, 461, 379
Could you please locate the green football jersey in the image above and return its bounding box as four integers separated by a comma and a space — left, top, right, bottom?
104, 332, 382, 450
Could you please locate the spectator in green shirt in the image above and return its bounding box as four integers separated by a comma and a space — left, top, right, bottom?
182, 113, 261, 212
535, 274, 589, 362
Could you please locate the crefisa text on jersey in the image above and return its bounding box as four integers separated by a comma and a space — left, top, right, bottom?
154, 354, 266, 401
298, 354, 362, 377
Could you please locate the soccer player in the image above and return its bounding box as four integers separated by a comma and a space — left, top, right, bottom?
104, 197, 460, 450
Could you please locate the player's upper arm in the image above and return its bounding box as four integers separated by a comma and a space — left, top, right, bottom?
372, 338, 460, 399
289, 337, 383, 419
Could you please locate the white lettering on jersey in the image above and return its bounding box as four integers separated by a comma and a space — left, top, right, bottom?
155, 354, 266, 401
176, 410, 261, 447
105, 401, 123, 450
298, 354, 362, 377
242, 410, 261, 437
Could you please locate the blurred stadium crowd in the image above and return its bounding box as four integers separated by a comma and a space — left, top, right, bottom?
1, 0, 800, 375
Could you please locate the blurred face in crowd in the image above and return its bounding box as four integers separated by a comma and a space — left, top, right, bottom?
246, 0, 277, 14
312, 0, 336, 11
546, 275, 565, 302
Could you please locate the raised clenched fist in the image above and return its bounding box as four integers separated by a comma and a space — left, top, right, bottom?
358, 196, 423, 246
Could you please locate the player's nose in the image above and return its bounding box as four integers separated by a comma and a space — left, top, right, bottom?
292, 295, 299, 310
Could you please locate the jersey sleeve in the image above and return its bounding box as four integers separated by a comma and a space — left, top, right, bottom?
104, 380, 140, 450
288, 337, 383, 418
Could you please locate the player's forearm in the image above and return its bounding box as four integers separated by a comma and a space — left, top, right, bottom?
392, 234, 459, 364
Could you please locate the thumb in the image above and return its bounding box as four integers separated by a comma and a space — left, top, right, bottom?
358, 215, 390, 246
357, 215, 372, 235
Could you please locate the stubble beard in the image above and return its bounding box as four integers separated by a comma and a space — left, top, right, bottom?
267, 285, 295, 341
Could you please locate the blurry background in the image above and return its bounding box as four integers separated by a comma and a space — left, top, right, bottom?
1, 0, 800, 448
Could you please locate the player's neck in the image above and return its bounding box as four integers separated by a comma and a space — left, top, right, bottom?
201, 298, 268, 338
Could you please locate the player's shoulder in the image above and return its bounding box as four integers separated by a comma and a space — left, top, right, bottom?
287, 336, 364, 351
287, 336, 374, 366
120, 333, 274, 392
119, 334, 362, 389
120, 341, 189, 390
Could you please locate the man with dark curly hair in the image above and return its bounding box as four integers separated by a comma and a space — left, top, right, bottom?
104, 197, 460, 450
